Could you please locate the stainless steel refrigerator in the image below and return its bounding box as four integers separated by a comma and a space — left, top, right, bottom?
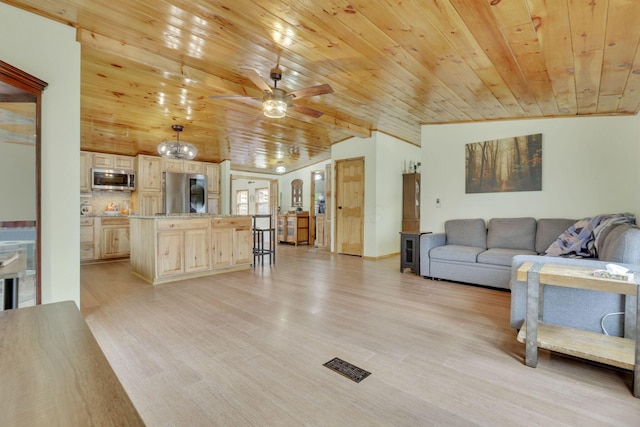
162, 172, 208, 214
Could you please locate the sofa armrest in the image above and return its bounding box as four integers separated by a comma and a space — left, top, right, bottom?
420, 233, 446, 277
510, 254, 637, 334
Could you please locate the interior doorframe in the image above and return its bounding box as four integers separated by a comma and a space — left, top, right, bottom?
0, 61, 47, 305
308, 169, 325, 247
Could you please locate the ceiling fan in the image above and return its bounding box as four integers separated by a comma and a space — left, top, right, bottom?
210, 67, 333, 119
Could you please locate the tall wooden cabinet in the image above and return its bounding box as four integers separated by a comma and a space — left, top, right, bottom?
402, 173, 420, 232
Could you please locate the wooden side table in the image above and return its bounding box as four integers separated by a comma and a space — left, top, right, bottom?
517, 262, 640, 398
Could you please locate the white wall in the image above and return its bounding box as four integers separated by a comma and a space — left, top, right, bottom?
421, 116, 640, 232
1, 3, 81, 306
0, 144, 36, 220
331, 132, 420, 258
278, 159, 331, 214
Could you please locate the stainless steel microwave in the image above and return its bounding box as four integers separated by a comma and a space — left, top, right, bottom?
91, 168, 136, 191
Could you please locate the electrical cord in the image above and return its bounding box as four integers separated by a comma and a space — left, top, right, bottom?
600, 312, 624, 336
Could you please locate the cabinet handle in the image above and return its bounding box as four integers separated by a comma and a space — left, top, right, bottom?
338, 206, 342, 209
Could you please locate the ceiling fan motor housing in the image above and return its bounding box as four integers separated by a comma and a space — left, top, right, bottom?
270, 68, 283, 84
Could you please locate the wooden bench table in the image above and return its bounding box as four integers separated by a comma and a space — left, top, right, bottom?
0, 300, 144, 425
516, 262, 640, 398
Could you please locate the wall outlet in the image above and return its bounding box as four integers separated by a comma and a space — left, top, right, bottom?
436, 198, 441, 208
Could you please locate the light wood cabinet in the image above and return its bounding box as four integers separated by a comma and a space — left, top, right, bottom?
92, 153, 114, 169
100, 217, 130, 259
211, 217, 252, 268
82, 217, 130, 261
129, 216, 251, 285
135, 192, 162, 216
184, 228, 210, 272
282, 213, 309, 245
162, 158, 183, 173
184, 160, 203, 174
157, 218, 210, 278
207, 195, 220, 215
277, 215, 286, 242
92, 153, 134, 170
80, 151, 93, 193
80, 217, 94, 260
205, 163, 220, 194
115, 155, 135, 170
137, 155, 163, 192
234, 228, 252, 265
211, 228, 233, 268
157, 230, 183, 277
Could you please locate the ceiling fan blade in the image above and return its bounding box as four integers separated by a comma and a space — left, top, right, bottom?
288, 83, 333, 100
290, 104, 324, 118
242, 68, 273, 93
209, 95, 260, 101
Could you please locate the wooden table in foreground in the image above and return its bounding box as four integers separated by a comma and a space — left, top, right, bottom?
516, 262, 640, 398
0, 301, 144, 426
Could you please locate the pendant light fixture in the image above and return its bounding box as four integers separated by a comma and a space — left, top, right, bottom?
157, 124, 198, 160
275, 161, 286, 174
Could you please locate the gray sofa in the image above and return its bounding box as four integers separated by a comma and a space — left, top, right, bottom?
420, 217, 640, 338
419, 217, 575, 290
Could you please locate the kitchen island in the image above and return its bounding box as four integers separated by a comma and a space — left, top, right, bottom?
129, 214, 252, 285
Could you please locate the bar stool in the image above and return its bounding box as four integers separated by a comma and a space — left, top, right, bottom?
252, 214, 276, 266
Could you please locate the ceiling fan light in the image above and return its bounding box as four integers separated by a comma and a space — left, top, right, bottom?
263, 99, 287, 118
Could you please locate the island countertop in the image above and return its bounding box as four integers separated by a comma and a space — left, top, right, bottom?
129, 215, 253, 285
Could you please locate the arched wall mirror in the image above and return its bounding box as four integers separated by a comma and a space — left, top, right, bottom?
291, 179, 303, 208
0, 61, 47, 309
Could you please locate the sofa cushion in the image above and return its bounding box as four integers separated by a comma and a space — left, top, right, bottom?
535, 218, 575, 254
598, 223, 640, 264
487, 217, 536, 251
445, 219, 486, 248
430, 245, 486, 263
478, 247, 536, 266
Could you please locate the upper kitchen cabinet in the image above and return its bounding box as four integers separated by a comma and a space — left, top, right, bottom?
136, 155, 163, 192
206, 163, 220, 194
162, 158, 183, 173
92, 152, 134, 170
80, 151, 92, 193
184, 161, 204, 174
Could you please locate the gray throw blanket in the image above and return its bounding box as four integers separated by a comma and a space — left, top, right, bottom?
545, 213, 636, 258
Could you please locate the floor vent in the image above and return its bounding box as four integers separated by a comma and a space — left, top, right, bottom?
323, 357, 371, 383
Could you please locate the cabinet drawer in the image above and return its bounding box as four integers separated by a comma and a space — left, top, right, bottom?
80, 217, 94, 226
211, 217, 251, 228
80, 242, 94, 260
101, 217, 129, 226
157, 218, 209, 231
80, 226, 94, 243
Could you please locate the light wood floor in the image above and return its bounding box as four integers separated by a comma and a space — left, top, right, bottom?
81, 245, 640, 426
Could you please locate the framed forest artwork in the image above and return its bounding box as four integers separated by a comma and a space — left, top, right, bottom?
465, 133, 542, 194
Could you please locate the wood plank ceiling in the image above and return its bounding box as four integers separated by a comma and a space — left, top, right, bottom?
3, 0, 640, 173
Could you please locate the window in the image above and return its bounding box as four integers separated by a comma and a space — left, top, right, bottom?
255, 188, 269, 214
236, 190, 248, 215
